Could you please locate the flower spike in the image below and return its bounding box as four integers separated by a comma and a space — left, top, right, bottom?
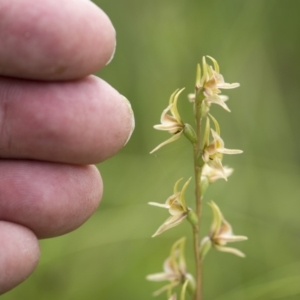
149, 55, 244, 298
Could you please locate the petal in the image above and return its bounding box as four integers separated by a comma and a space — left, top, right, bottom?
207, 94, 229, 103
214, 245, 246, 257
173, 178, 184, 194
163, 114, 179, 123
201, 164, 211, 177
166, 193, 180, 206
207, 65, 214, 79
206, 56, 220, 73
206, 95, 231, 112
204, 77, 217, 92
218, 219, 233, 236
146, 272, 175, 282
170, 237, 187, 275
150, 132, 182, 154
201, 56, 208, 86
171, 88, 185, 123
152, 213, 187, 237
218, 82, 240, 89
218, 148, 243, 155
222, 167, 234, 180
195, 63, 201, 88
169, 202, 185, 216
148, 202, 169, 209
154, 123, 184, 134
219, 95, 230, 102
208, 201, 223, 236
207, 158, 227, 179
202, 150, 210, 163
179, 177, 192, 211
217, 234, 248, 243
204, 165, 234, 183
159, 104, 173, 123
169, 89, 179, 106
153, 281, 180, 297
163, 257, 177, 275
180, 279, 189, 300
204, 143, 218, 157
214, 72, 225, 85
210, 129, 224, 148
161, 113, 178, 125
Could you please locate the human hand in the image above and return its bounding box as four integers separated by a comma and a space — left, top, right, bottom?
0, 0, 134, 294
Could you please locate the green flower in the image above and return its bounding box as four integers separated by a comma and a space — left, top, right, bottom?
202, 56, 239, 92
147, 238, 194, 298
148, 178, 191, 237
190, 56, 239, 112
201, 164, 233, 183
201, 201, 248, 258
202, 129, 242, 179
150, 89, 185, 153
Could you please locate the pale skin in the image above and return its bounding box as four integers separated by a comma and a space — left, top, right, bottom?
0, 0, 134, 294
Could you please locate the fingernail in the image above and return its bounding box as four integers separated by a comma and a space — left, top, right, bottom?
123, 96, 135, 146
106, 35, 117, 66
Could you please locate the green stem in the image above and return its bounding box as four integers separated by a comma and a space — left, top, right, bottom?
192, 91, 204, 300
192, 157, 203, 300
192, 221, 202, 300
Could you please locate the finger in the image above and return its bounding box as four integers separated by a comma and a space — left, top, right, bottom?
0, 160, 103, 238
0, 0, 116, 80
0, 221, 40, 295
0, 75, 134, 164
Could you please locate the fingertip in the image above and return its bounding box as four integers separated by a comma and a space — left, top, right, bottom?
0, 222, 40, 295
0, 0, 117, 80
0, 76, 134, 164
0, 162, 103, 238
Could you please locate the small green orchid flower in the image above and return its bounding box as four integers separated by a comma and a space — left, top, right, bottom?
189, 56, 240, 112
148, 178, 192, 237
150, 89, 185, 153
202, 129, 242, 179
200, 164, 233, 196
201, 164, 233, 184
200, 201, 248, 258
147, 238, 195, 298
188, 93, 231, 112
202, 56, 240, 94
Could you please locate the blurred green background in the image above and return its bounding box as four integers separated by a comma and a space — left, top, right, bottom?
3, 0, 300, 299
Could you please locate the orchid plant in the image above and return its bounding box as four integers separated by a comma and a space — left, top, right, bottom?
147, 56, 247, 300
